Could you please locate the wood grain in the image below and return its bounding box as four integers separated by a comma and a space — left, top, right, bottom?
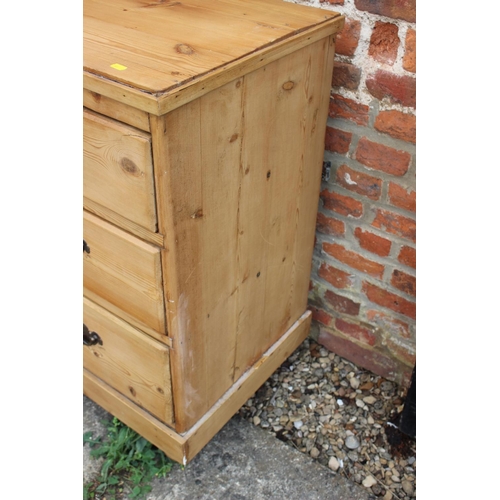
83, 211, 166, 334
84, 369, 186, 464
151, 37, 334, 432
83, 0, 344, 114
83, 89, 151, 131
83, 109, 157, 232
84, 297, 173, 424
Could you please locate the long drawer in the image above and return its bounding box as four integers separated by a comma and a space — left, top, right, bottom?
83, 210, 166, 335
83, 297, 173, 425
83, 108, 157, 232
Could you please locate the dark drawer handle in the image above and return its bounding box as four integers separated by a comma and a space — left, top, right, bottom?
83, 324, 103, 346
83, 240, 90, 253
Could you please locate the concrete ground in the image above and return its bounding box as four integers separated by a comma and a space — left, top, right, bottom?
84, 396, 372, 500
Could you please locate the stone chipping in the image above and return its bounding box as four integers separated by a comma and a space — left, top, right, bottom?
238, 338, 416, 499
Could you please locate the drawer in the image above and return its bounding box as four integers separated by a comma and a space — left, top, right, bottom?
83, 108, 157, 232
83, 297, 173, 425
83, 210, 166, 335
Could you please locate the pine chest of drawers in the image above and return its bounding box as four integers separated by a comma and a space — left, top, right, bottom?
83, 0, 344, 464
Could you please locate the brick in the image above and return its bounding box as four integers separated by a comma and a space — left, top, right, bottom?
372, 209, 416, 242
334, 318, 377, 346
398, 245, 416, 268
325, 126, 352, 154
354, 0, 416, 23
309, 305, 333, 327
320, 189, 363, 218
324, 289, 360, 316
318, 327, 402, 382
318, 262, 353, 289
356, 137, 411, 176
374, 110, 416, 144
403, 29, 416, 73
329, 94, 370, 126
385, 337, 416, 367
332, 61, 361, 90
388, 182, 416, 212
366, 70, 416, 108
391, 269, 416, 297
316, 212, 345, 236
366, 309, 411, 339
335, 19, 361, 56
336, 164, 382, 200
323, 242, 385, 278
362, 281, 416, 319
369, 22, 400, 65
354, 227, 391, 256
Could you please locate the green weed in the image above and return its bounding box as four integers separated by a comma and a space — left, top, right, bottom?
84, 417, 175, 499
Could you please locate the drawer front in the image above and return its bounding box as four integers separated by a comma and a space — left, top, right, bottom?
83, 211, 166, 335
83, 297, 173, 425
83, 108, 157, 232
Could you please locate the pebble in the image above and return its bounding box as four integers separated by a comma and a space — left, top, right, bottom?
237, 339, 416, 499
402, 480, 414, 495
350, 377, 360, 389
345, 435, 360, 449
362, 475, 377, 488
328, 456, 340, 471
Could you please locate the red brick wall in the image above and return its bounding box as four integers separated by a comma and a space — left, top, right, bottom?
293, 0, 416, 386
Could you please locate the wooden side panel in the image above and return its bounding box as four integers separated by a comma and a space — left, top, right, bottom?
83, 89, 150, 131
83, 297, 173, 425
83, 109, 157, 232
83, 211, 166, 334
152, 37, 334, 432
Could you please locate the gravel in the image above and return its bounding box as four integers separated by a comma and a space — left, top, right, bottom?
238, 338, 416, 499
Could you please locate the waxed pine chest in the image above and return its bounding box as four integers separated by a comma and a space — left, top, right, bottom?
83, 0, 344, 464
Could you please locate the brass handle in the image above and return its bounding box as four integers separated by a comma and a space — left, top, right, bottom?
83, 324, 102, 346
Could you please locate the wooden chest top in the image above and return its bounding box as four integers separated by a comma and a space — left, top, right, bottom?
84, 0, 344, 114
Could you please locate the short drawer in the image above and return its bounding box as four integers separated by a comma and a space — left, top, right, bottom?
83, 108, 157, 232
83, 297, 173, 425
83, 210, 166, 335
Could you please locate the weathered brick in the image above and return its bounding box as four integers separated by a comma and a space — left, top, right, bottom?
316, 212, 345, 236
320, 189, 363, 218
323, 242, 385, 278
362, 281, 416, 319
366, 309, 411, 339
385, 337, 416, 367
372, 209, 416, 242
398, 245, 416, 268
309, 305, 333, 327
332, 61, 361, 90
369, 22, 400, 65
354, 0, 416, 23
336, 164, 382, 200
388, 182, 416, 212
335, 19, 361, 56
374, 110, 416, 144
324, 289, 360, 316
391, 269, 416, 296
366, 70, 416, 108
403, 29, 416, 73
354, 227, 391, 257
325, 126, 352, 154
329, 94, 370, 126
318, 327, 402, 382
334, 318, 377, 346
318, 262, 353, 289
356, 138, 411, 176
